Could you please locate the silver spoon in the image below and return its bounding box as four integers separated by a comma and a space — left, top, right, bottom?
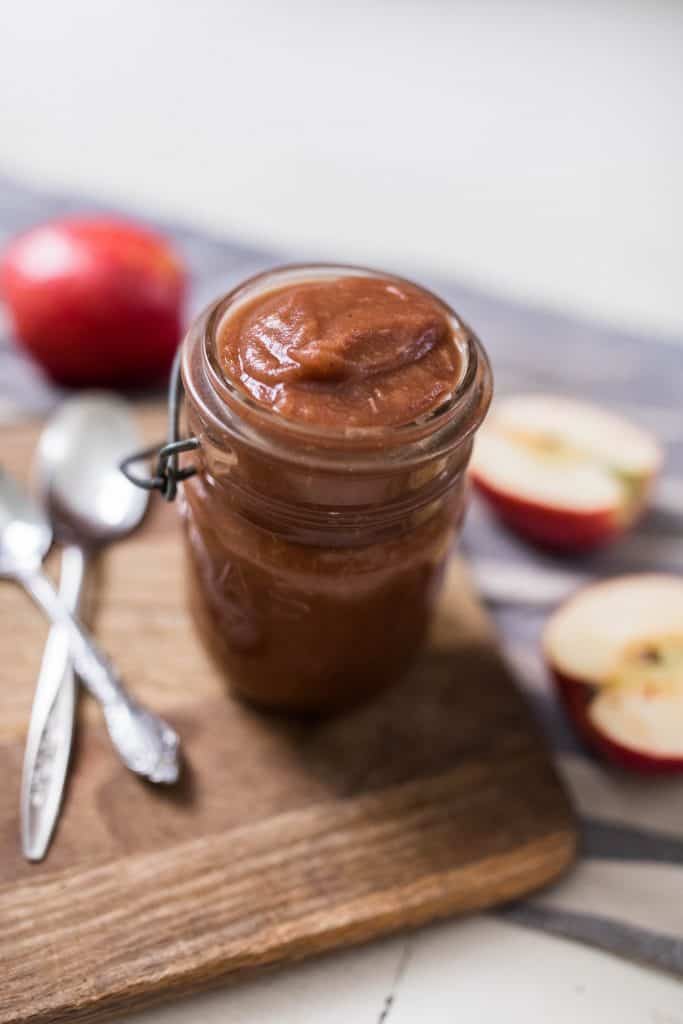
20, 395, 169, 861
0, 444, 179, 803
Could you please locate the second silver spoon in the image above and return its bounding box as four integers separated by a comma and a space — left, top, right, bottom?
21, 394, 159, 860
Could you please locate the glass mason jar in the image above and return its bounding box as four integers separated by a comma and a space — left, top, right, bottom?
179, 265, 492, 713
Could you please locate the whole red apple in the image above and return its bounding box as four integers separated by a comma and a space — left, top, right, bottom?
0, 217, 187, 387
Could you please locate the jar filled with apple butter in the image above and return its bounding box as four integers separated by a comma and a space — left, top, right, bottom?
178, 264, 492, 713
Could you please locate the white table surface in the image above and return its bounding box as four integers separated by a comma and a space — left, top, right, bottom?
2, 1, 682, 1019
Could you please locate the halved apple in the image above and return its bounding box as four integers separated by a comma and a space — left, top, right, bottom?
470, 395, 661, 550
544, 575, 683, 773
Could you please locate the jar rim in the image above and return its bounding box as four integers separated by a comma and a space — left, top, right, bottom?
182, 263, 493, 470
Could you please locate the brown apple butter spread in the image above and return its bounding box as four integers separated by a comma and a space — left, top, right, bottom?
217, 275, 463, 428
180, 266, 492, 713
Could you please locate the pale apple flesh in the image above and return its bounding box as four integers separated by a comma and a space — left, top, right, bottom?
470, 395, 661, 551
544, 576, 683, 773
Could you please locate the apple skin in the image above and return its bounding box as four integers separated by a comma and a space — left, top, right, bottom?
552, 669, 683, 774
471, 472, 625, 552
0, 217, 187, 387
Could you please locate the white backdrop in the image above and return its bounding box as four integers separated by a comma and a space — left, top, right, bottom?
1, 0, 681, 337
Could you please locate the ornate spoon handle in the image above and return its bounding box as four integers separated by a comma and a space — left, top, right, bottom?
17, 566, 180, 785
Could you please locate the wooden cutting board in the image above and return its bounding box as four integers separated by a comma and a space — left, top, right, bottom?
0, 406, 576, 1024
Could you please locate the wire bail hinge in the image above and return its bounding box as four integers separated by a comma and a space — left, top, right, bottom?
119, 346, 200, 501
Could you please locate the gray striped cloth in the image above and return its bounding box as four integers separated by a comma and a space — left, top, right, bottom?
1, 175, 681, 976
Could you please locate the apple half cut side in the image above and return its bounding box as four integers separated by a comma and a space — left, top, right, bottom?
470, 395, 662, 551
544, 575, 683, 773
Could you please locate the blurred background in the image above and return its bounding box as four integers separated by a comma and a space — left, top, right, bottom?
1, 0, 681, 337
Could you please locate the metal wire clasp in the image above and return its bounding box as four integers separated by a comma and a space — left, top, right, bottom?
120, 347, 200, 501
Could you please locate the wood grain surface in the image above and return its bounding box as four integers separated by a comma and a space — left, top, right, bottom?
0, 406, 577, 1024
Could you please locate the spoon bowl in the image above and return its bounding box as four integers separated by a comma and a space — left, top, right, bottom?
0, 468, 52, 576
36, 393, 150, 545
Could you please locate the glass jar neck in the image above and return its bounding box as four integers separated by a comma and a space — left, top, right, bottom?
182, 263, 493, 477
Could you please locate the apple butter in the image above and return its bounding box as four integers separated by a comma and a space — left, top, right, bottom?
180, 265, 492, 712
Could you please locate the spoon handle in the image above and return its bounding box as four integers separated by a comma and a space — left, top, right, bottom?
20, 544, 84, 861
17, 567, 180, 784
20, 566, 125, 706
